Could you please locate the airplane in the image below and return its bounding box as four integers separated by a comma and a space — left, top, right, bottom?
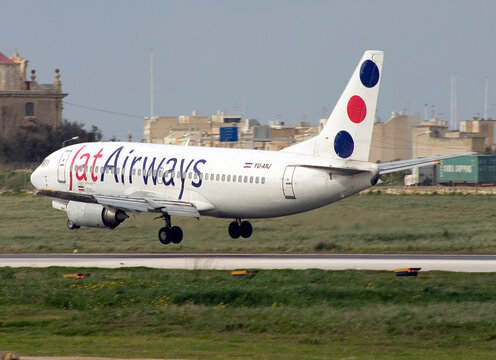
30, 50, 469, 245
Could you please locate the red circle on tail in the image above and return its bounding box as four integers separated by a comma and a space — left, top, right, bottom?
347, 95, 367, 124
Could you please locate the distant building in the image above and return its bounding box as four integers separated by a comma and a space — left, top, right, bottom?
412, 122, 485, 158
370, 112, 490, 162
144, 111, 322, 149
459, 117, 496, 153
0, 50, 67, 136
369, 112, 421, 162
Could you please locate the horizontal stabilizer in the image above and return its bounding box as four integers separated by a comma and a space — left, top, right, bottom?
379, 152, 475, 174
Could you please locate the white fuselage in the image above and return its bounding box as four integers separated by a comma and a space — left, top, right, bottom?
31, 141, 378, 219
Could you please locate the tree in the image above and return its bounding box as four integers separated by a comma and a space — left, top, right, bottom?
0, 120, 103, 164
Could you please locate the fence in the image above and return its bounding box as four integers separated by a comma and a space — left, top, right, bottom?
0, 167, 34, 191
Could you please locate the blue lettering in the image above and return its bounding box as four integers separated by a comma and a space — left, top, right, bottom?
142, 156, 166, 185
128, 155, 142, 184
192, 159, 206, 188
121, 149, 134, 184
101, 146, 124, 183
163, 158, 177, 186
178, 159, 194, 199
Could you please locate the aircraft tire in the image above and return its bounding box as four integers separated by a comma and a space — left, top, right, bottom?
228, 221, 241, 239
67, 220, 80, 230
170, 226, 183, 244
240, 221, 253, 238
158, 227, 171, 245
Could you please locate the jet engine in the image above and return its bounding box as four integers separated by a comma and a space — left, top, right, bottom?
66, 201, 128, 229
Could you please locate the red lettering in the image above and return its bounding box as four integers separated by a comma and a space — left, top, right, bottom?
75, 153, 90, 181
69, 145, 86, 191
91, 148, 103, 182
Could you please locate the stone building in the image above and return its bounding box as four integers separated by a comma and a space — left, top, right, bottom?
369, 113, 421, 162
412, 123, 485, 158
144, 111, 321, 149
0, 50, 67, 136
369, 113, 489, 162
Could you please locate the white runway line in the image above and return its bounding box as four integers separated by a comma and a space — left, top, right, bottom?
0, 254, 495, 272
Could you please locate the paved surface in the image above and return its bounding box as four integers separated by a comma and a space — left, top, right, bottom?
21, 358, 179, 360
1, 253, 496, 271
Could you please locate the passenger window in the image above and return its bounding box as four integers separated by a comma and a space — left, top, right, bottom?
239, 176, 243, 183
132, 168, 136, 176
221, 174, 225, 182
216, 174, 220, 181
255, 177, 259, 184
188, 172, 192, 179
232, 175, 236, 182
244, 176, 248, 183
211, 174, 215, 181
159, 170, 163, 177
249, 176, 253, 183
138, 169, 141, 176
261, 177, 265, 184
227, 175, 231, 182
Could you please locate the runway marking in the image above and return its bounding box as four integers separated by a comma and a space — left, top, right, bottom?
1, 254, 495, 272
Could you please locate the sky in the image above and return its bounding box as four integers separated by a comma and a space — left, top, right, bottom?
1, 0, 495, 141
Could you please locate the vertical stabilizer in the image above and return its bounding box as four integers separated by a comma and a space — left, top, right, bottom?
283, 50, 383, 161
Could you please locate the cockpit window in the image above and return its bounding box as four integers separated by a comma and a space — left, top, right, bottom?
41, 158, 50, 167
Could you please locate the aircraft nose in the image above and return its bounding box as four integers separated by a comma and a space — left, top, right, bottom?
30, 165, 43, 189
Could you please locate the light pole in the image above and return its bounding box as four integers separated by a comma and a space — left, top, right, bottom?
62, 136, 79, 148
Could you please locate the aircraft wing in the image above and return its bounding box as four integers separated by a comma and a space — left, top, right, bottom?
94, 194, 200, 218
378, 152, 475, 174
37, 189, 200, 218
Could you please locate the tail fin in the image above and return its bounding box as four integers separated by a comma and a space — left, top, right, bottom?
284, 50, 383, 161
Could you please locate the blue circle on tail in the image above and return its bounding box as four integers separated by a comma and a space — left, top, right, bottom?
360, 60, 379, 88
334, 130, 354, 158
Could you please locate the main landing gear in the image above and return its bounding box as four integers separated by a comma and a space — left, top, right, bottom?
228, 219, 253, 239
158, 214, 183, 245
157, 215, 253, 245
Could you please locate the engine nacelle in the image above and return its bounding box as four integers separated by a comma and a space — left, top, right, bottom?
66, 201, 128, 229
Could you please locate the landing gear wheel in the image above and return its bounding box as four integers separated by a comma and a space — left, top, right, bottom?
240, 221, 253, 238
170, 226, 183, 244
158, 227, 171, 245
67, 220, 80, 230
228, 221, 241, 239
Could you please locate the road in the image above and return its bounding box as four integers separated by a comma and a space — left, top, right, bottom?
1, 253, 495, 271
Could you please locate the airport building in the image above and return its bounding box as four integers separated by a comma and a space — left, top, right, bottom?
145, 110, 493, 164
369, 112, 491, 162
0, 50, 67, 137
144, 111, 322, 149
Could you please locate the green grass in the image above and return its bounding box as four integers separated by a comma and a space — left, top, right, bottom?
1, 267, 496, 359
2, 193, 496, 253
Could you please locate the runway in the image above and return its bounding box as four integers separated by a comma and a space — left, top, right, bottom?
1, 253, 496, 272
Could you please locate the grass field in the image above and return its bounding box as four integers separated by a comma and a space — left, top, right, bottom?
1, 192, 496, 253
1, 267, 496, 359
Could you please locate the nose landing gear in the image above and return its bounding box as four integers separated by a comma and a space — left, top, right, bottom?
158, 214, 183, 245
228, 219, 253, 239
